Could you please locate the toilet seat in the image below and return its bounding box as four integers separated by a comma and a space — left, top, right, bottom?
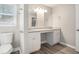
0, 44, 13, 54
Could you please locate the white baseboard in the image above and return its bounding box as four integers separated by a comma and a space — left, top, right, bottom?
59, 42, 76, 49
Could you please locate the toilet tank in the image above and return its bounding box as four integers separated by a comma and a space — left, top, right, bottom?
0, 33, 13, 45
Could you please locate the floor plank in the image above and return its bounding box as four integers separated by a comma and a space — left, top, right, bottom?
31, 43, 79, 54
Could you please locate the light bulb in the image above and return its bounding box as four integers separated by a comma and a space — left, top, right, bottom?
44, 10, 47, 13
34, 8, 39, 12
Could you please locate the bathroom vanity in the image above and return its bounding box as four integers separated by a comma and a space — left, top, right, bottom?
19, 4, 61, 54
28, 28, 60, 53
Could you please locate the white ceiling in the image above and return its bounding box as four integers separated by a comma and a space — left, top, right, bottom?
44, 4, 57, 8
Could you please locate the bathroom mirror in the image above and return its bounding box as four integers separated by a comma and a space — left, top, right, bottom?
29, 8, 45, 28
28, 5, 53, 29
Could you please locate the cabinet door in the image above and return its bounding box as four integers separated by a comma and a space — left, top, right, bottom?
53, 30, 60, 44
46, 32, 53, 45
28, 32, 41, 53
47, 30, 60, 46
32, 33, 41, 52
28, 36, 34, 53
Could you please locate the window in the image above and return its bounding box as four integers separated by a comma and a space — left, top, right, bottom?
0, 4, 17, 26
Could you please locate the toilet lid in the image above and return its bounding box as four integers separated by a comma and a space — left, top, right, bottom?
0, 44, 12, 54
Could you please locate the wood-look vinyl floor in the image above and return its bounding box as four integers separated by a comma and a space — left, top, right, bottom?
31, 43, 79, 54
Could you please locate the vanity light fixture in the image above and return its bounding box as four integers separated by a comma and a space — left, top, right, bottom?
34, 8, 47, 13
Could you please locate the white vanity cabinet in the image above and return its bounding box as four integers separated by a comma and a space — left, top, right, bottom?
28, 32, 41, 53
47, 29, 60, 45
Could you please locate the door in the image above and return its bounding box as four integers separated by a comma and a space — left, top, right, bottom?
76, 5, 79, 51
76, 31, 79, 51
53, 30, 60, 45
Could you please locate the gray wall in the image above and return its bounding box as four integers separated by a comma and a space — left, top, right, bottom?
52, 4, 76, 47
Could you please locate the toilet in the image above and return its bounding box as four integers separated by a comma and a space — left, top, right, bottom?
0, 33, 13, 54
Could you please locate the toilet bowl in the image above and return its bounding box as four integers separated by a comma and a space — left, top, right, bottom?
0, 33, 13, 54
0, 44, 13, 54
